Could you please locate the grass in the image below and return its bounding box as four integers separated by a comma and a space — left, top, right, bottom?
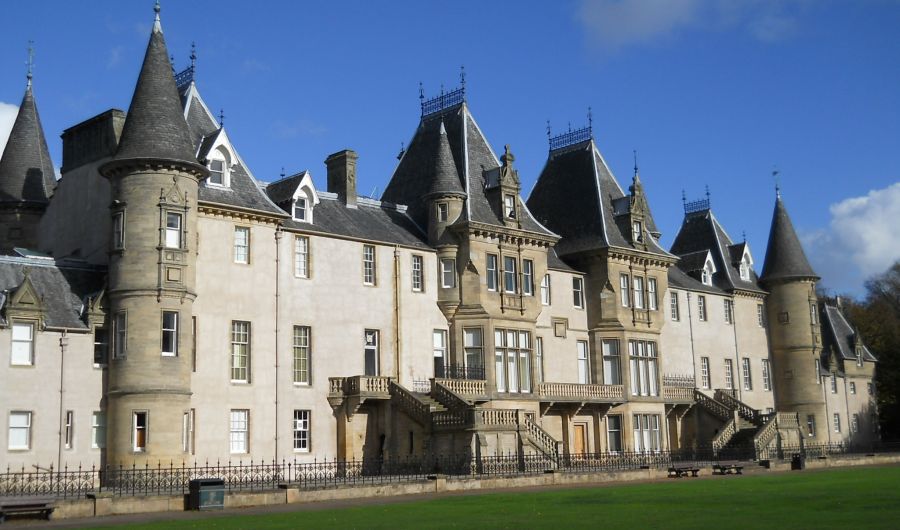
79, 466, 900, 529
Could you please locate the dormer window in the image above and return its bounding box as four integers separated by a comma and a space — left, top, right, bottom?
632, 221, 643, 243
701, 263, 712, 286
207, 146, 232, 187
504, 195, 516, 219
739, 261, 750, 281
294, 197, 308, 221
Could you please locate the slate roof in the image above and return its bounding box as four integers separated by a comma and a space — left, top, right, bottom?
547, 247, 579, 273
382, 103, 552, 236
526, 140, 670, 258
283, 193, 428, 248
427, 121, 465, 197
667, 264, 725, 295
760, 196, 818, 283
670, 209, 765, 293
179, 83, 285, 216
0, 85, 56, 203
265, 171, 308, 207
114, 21, 199, 165
822, 304, 876, 363
0, 256, 106, 329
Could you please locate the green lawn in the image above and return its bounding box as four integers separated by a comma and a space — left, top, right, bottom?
82, 466, 900, 529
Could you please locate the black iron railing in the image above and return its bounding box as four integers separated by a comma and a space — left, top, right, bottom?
435, 363, 485, 381
3, 442, 898, 499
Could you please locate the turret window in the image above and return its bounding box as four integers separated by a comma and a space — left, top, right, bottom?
113, 212, 125, 250
165, 213, 182, 249
133, 411, 148, 452
441, 258, 456, 288
161, 311, 178, 357
437, 202, 449, 222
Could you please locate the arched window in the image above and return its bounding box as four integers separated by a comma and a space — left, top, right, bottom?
701, 263, 712, 286
207, 146, 232, 187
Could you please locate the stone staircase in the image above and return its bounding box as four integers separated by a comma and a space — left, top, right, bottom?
698, 389, 771, 458
412, 392, 447, 413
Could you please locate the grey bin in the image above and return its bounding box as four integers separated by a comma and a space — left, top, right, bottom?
790, 453, 805, 471
188, 478, 225, 510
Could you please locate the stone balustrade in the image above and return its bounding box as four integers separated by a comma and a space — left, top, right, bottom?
434, 378, 486, 397
327, 376, 392, 397
537, 382, 625, 402
663, 385, 694, 403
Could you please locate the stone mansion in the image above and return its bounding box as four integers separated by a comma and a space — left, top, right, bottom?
0, 7, 878, 468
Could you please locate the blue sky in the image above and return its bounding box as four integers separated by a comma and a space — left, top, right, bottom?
1, 1, 898, 296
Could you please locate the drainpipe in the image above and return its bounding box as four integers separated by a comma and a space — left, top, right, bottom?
730, 297, 742, 402
393, 245, 401, 382
57, 330, 68, 469
842, 375, 851, 444
274, 227, 282, 462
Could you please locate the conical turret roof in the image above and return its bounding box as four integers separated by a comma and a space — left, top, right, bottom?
760, 195, 818, 283
0, 85, 55, 203
427, 121, 464, 197
113, 10, 198, 164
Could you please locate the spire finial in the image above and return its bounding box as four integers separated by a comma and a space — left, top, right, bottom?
681, 189, 687, 208
153, 1, 162, 33
280, 167, 286, 179
218, 108, 225, 128
772, 167, 781, 199
419, 82, 424, 101
587, 106, 593, 135
190, 42, 197, 70
546, 120, 551, 138
742, 230, 747, 242
460, 65, 466, 93
633, 149, 639, 177
25, 41, 34, 88
705, 184, 711, 205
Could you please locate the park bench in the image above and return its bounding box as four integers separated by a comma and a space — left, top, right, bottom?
712, 462, 744, 475
667, 465, 700, 478
0, 497, 55, 523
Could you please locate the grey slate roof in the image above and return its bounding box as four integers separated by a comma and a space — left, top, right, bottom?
0, 86, 56, 203
526, 140, 670, 258
760, 196, 818, 283
427, 121, 465, 197
670, 209, 764, 293
0, 256, 106, 329
667, 264, 725, 295
547, 247, 580, 273
114, 24, 199, 165
283, 194, 428, 248
822, 304, 876, 363
178, 84, 285, 216
382, 103, 552, 236
265, 171, 308, 208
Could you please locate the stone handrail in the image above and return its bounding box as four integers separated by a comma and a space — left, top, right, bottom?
753, 413, 779, 453
389, 381, 431, 426
434, 378, 486, 398
693, 390, 732, 422
524, 418, 561, 460
663, 385, 694, 403
714, 389, 761, 425
712, 418, 737, 451
537, 382, 625, 401
475, 408, 519, 428
432, 410, 467, 429
662, 374, 695, 388
328, 376, 392, 397
432, 381, 473, 414
776, 411, 800, 429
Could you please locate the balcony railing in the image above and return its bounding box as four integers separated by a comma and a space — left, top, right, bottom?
537, 382, 625, 402
434, 378, 486, 397
435, 363, 485, 381
328, 376, 392, 398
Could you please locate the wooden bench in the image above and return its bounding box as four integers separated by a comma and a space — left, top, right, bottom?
712, 463, 744, 475
0, 498, 55, 523
668, 466, 700, 478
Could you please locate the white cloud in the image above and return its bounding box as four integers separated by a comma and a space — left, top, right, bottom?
577, 0, 804, 53
0, 101, 19, 155
804, 182, 900, 295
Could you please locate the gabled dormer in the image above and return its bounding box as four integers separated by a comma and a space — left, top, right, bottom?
729, 242, 754, 282
197, 127, 236, 188
265, 170, 320, 223
484, 145, 522, 229
678, 249, 717, 286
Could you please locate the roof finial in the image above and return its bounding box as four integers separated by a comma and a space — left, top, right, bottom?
419, 82, 424, 101
681, 189, 687, 209
153, 1, 162, 33
190, 41, 197, 70
460, 65, 466, 93
633, 149, 639, 178
25, 41, 34, 88
170, 54, 176, 75
742, 230, 747, 242
280, 167, 285, 179
705, 184, 711, 205
218, 108, 225, 128
587, 106, 593, 136
772, 167, 781, 199
397, 142, 405, 161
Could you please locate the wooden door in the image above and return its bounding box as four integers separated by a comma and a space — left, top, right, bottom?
573, 424, 587, 455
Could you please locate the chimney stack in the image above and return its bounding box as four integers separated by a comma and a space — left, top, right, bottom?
325, 149, 358, 208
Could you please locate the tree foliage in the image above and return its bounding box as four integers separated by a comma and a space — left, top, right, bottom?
844, 261, 900, 439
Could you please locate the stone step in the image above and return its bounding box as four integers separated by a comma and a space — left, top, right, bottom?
412, 392, 447, 413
